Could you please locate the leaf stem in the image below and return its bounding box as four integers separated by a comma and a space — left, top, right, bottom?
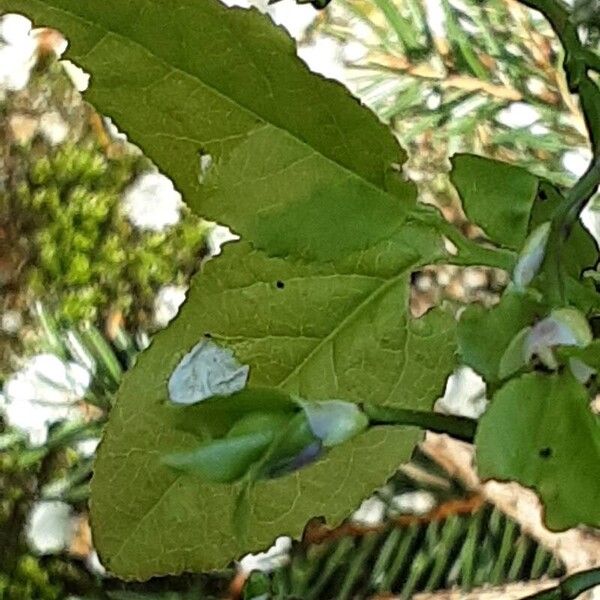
520, 567, 600, 599
516, 0, 600, 303
411, 207, 517, 271
556, 157, 600, 236
362, 403, 477, 443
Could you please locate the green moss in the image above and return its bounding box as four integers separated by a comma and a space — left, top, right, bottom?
2, 141, 208, 327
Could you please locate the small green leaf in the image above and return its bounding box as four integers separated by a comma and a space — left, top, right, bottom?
476, 372, 600, 530
261, 411, 319, 473
451, 154, 538, 251
568, 357, 596, 383
498, 326, 531, 379
243, 571, 271, 600
458, 291, 544, 383
558, 340, 600, 371
162, 432, 273, 483
513, 222, 551, 289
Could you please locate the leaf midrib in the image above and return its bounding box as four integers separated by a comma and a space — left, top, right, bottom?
278, 268, 409, 388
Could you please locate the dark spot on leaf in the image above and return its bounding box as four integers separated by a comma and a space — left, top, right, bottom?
539, 447, 553, 459
538, 189, 548, 201
276, 280, 285, 289
204, 332, 212, 338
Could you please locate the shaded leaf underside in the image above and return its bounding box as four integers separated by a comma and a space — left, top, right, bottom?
476, 372, 600, 530
451, 154, 539, 251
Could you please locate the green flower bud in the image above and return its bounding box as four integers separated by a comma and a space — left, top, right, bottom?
513, 221, 551, 289
298, 399, 369, 447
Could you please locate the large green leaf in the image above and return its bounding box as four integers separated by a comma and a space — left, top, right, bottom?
0, 0, 422, 263
91, 241, 457, 578
451, 154, 539, 251
476, 372, 600, 530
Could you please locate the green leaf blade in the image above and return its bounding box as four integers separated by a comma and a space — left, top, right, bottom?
1, 0, 419, 263
476, 372, 600, 530
451, 154, 539, 251
458, 291, 545, 384
91, 241, 457, 578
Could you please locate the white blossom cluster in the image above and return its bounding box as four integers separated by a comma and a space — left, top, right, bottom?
0, 354, 91, 446
0, 14, 39, 93
121, 171, 184, 231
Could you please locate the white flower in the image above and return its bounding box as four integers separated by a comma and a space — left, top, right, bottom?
342, 41, 367, 63
581, 200, 600, 245
262, 1, 316, 40
26, 501, 74, 555
0, 13, 32, 45
121, 172, 183, 231
1, 309, 22, 334
86, 550, 106, 576
562, 148, 592, 178
103, 116, 129, 143
239, 536, 291, 574
436, 366, 487, 419
75, 437, 100, 458
0, 15, 67, 94
392, 491, 436, 515
39, 111, 69, 146
2, 354, 91, 446
495, 102, 540, 128
530, 123, 550, 135
0, 14, 37, 92
352, 496, 387, 525
153, 284, 188, 328
526, 77, 546, 96
426, 91, 442, 111
298, 37, 345, 82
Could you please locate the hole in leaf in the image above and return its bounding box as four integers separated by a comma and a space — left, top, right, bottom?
204, 332, 212, 338
276, 280, 285, 289
538, 447, 553, 459
197, 151, 213, 184
538, 189, 548, 201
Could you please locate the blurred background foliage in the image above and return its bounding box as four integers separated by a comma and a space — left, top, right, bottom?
0, 0, 598, 598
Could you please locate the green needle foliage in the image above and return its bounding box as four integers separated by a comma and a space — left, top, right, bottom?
242, 462, 566, 599
1, 0, 599, 595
